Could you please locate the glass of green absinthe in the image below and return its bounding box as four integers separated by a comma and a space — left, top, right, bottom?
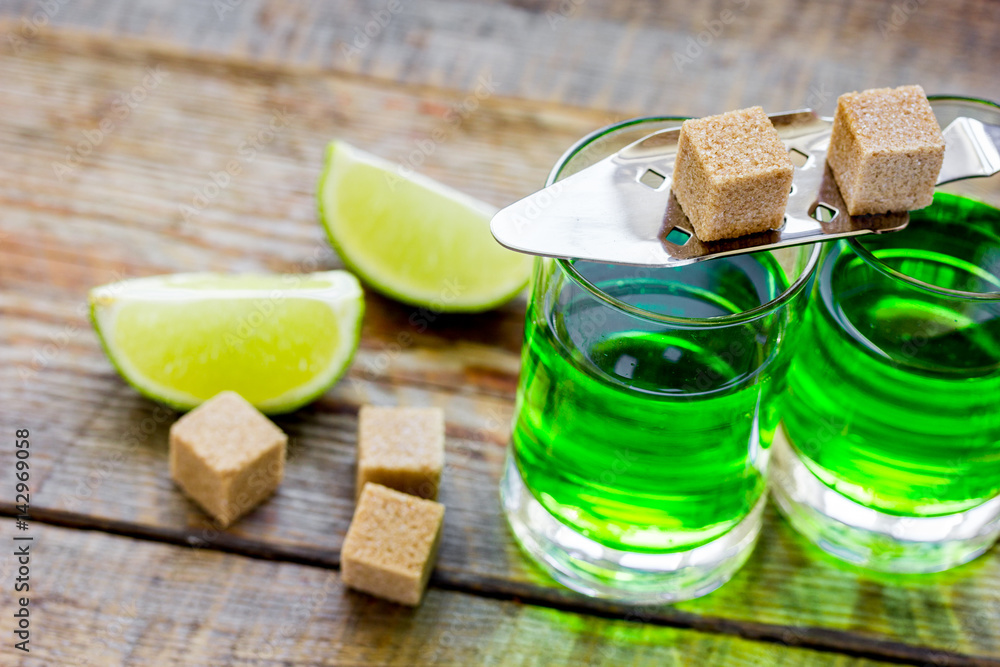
772, 97, 1000, 573
500, 117, 821, 603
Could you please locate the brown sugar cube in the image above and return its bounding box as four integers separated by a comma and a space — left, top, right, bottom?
169, 391, 287, 527
827, 85, 945, 216
341, 483, 445, 606
671, 106, 794, 242
357, 406, 444, 500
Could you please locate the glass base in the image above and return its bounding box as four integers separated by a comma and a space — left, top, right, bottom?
771, 424, 1000, 573
499, 455, 764, 604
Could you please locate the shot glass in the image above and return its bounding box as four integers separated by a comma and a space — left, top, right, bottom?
500, 117, 820, 603
772, 97, 1000, 573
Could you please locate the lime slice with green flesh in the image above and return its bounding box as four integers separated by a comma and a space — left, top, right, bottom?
89, 271, 364, 414
318, 140, 532, 312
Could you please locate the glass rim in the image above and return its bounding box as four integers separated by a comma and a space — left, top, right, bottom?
845, 92, 1000, 302
546, 115, 821, 327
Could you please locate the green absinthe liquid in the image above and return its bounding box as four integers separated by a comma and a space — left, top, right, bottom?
512, 253, 793, 553
784, 194, 1000, 516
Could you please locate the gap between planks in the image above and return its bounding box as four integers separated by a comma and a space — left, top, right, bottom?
1, 503, 996, 667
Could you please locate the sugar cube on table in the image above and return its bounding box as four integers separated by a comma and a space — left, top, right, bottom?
341, 483, 445, 606
356, 406, 445, 500
169, 391, 287, 527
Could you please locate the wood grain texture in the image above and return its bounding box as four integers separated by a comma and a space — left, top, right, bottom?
1, 0, 998, 118
0, 524, 911, 667
2, 27, 1000, 667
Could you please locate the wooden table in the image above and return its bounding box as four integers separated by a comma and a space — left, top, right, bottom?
2, 1, 999, 664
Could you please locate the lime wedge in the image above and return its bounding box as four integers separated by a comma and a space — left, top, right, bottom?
318, 140, 531, 312
89, 271, 364, 414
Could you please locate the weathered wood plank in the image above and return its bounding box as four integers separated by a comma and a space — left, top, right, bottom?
0, 524, 906, 667
1, 0, 998, 117
2, 31, 1000, 664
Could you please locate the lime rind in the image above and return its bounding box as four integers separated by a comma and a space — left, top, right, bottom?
318, 140, 531, 313
89, 271, 364, 414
